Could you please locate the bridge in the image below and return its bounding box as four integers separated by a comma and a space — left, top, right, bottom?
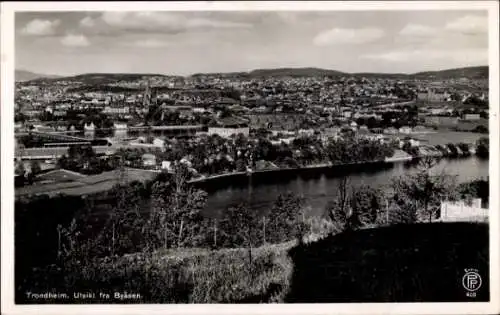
15, 145, 123, 160
15, 130, 91, 144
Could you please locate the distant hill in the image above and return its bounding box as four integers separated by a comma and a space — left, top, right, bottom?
412, 66, 489, 80
248, 67, 347, 78
15, 70, 61, 82
191, 66, 488, 80
18, 72, 175, 85
16, 66, 488, 84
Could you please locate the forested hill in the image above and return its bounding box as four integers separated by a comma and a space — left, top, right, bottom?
191, 66, 488, 80
16, 65, 488, 84
411, 66, 488, 80
15, 70, 61, 82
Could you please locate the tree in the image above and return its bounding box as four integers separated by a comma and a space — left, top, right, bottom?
458, 179, 489, 208
349, 185, 381, 226
30, 160, 42, 176
325, 179, 383, 232
97, 183, 146, 257
15, 160, 25, 176
473, 125, 488, 134
476, 137, 489, 158
267, 192, 305, 243
457, 143, 470, 156
219, 202, 260, 264
148, 164, 210, 250
391, 157, 456, 223
235, 159, 247, 172
446, 143, 459, 157
325, 177, 353, 231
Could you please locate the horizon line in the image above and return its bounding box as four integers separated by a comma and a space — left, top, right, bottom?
16, 64, 489, 79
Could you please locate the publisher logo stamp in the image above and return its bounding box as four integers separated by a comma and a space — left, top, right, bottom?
462, 268, 482, 297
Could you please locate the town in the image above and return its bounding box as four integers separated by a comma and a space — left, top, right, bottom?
14, 67, 489, 196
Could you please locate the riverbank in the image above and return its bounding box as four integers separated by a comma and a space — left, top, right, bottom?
189, 151, 418, 184
188, 160, 390, 184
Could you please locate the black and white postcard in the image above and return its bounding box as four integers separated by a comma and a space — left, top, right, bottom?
1, 1, 499, 315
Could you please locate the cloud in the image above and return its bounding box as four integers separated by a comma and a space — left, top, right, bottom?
313, 27, 385, 46
399, 24, 436, 37
79, 16, 95, 28
276, 12, 300, 24
98, 12, 253, 35
60, 34, 90, 47
125, 38, 170, 48
445, 15, 488, 35
361, 48, 487, 64
21, 19, 60, 36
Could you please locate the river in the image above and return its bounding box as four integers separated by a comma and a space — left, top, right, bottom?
195, 156, 489, 218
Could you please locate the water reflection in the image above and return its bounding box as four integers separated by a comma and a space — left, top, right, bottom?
200, 157, 489, 218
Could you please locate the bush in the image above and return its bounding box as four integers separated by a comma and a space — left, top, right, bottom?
20, 243, 294, 304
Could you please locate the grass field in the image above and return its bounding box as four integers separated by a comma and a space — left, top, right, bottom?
15, 168, 158, 198
410, 131, 486, 146
18, 222, 489, 303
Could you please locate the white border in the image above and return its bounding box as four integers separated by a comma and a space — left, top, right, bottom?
1, 1, 499, 315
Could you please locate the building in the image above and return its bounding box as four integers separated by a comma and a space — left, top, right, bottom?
208, 117, 250, 138
113, 122, 128, 130
424, 116, 459, 128
152, 138, 165, 148
142, 153, 157, 167
161, 160, 174, 172
399, 126, 412, 134
440, 199, 488, 222
103, 106, 130, 115
298, 129, 315, 137
84, 122, 96, 131
383, 127, 398, 135
463, 113, 481, 121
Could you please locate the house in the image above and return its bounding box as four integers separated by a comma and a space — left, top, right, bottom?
53, 110, 67, 118
384, 127, 398, 135
409, 138, 420, 147
424, 116, 459, 127
399, 126, 412, 134
33, 124, 54, 133
193, 107, 207, 113
430, 108, 447, 115
84, 122, 96, 131
113, 122, 128, 130
142, 153, 157, 167
103, 106, 130, 115
14, 123, 23, 132
463, 113, 481, 121
298, 129, 315, 137
208, 117, 250, 138
152, 138, 165, 148
161, 160, 174, 172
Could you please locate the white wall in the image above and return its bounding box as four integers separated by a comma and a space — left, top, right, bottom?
440, 199, 488, 222
208, 127, 249, 138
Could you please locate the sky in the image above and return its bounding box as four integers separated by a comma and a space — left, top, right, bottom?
15, 10, 489, 76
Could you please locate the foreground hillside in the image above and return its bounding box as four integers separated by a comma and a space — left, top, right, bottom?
286, 222, 489, 302
19, 222, 489, 303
